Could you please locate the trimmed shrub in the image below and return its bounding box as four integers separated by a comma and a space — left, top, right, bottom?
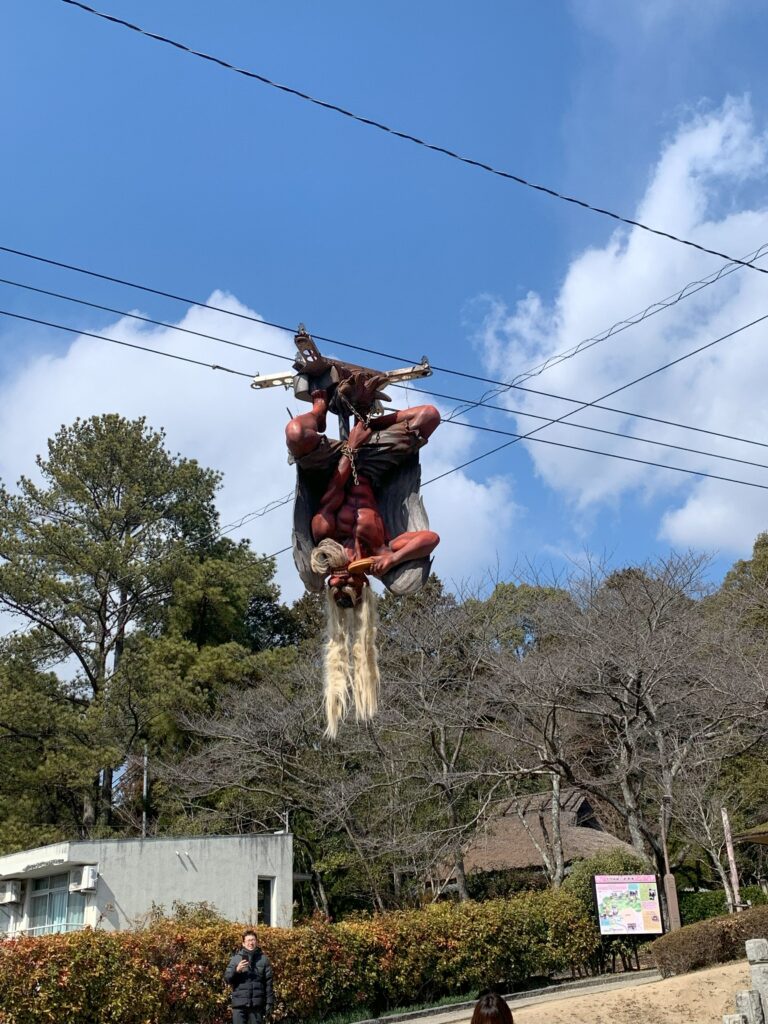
651, 905, 768, 977
679, 885, 768, 925
0, 891, 599, 1024
0, 929, 164, 1024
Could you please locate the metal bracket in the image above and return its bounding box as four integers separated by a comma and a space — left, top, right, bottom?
250, 327, 432, 397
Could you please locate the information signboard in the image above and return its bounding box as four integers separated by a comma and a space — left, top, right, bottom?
593, 874, 663, 936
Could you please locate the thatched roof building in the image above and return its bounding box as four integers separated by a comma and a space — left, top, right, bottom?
462, 790, 636, 875
735, 822, 768, 846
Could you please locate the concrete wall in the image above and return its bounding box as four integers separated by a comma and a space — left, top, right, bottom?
0, 833, 293, 932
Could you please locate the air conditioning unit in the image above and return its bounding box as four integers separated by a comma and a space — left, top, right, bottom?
69, 866, 98, 892
0, 881, 21, 905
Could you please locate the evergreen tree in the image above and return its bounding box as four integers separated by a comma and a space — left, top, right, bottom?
0, 414, 222, 831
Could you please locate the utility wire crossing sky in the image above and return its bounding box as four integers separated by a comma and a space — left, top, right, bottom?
58, 0, 768, 280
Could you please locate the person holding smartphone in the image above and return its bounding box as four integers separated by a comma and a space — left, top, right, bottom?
223, 929, 274, 1024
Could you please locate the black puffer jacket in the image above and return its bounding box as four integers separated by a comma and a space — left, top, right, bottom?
224, 946, 274, 1011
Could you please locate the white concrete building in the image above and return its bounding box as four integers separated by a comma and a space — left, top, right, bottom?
0, 833, 293, 936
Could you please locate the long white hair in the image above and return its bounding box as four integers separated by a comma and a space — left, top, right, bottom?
311, 540, 380, 738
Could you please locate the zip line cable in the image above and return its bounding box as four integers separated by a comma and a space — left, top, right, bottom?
496, 240, 768, 390
57, 0, 768, 277
3, 274, 765, 481
4, 277, 768, 520
219, 493, 293, 537
447, 241, 768, 421
391, 382, 768, 473
3, 277, 768, 473
6, 233, 768, 401
0, 275, 287, 363
446, 308, 768, 458
432, 419, 768, 493
3, 308, 768, 496
0, 308, 254, 378
426, 309, 768, 485
2, 246, 767, 452
481, 309, 768, 457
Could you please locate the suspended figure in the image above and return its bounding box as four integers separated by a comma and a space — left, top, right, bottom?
282, 339, 440, 735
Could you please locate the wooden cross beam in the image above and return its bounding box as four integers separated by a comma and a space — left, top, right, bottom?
250, 327, 432, 401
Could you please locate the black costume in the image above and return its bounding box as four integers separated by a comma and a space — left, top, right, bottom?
223, 944, 274, 1024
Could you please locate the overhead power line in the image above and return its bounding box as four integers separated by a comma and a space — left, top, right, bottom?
432, 418, 768, 493
429, 308, 768, 486
0, 308, 254, 378
5, 269, 763, 474
4, 308, 768, 496
1, 244, 766, 453
450, 307, 768, 445
0, 275, 286, 363
0, 243, 301, 343
499, 382, 768, 452
394, 382, 768, 473
59, 0, 768, 277
450, 240, 768, 420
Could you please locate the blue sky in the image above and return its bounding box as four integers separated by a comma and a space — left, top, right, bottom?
3, 0, 768, 599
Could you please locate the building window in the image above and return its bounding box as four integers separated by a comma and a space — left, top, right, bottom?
0, 903, 18, 936
257, 878, 273, 926
27, 873, 85, 935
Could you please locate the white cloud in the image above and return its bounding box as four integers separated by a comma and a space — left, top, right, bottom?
473, 96, 768, 557
573, 0, 732, 40
0, 295, 514, 603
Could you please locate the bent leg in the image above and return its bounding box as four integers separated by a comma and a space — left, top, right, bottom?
369, 529, 439, 576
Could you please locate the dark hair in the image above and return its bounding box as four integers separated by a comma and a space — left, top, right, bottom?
471, 992, 513, 1024
242, 929, 258, 941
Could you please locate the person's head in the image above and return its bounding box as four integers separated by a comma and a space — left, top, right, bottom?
310, 538, 366, 608
471, 992, 513, 1024
242, 929, 258, 951
328, 568, 366, 608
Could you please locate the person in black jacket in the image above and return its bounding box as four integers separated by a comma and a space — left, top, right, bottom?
223, 929, 274, 1024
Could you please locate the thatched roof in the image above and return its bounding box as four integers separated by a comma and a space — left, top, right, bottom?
461, 790, 637, 874
735, 822, 768, 846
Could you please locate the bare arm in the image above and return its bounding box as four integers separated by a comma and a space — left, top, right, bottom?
285, 391, 329, 458
368, 403, 440, 440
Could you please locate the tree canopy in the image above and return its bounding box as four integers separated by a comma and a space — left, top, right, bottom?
2, 413, 767, 921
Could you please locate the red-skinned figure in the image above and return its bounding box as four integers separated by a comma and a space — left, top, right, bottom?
284, 370, 441, 734
285, 372, 440, 607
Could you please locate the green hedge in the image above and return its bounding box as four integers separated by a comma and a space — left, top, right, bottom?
679, 885, 768, 925
0, 891, 599, 1024
652, 905, 768, 977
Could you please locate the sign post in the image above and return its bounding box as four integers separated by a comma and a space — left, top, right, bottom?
593, 873, 664, 969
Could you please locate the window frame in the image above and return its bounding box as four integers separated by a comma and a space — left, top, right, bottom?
25, 872, 86, 936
